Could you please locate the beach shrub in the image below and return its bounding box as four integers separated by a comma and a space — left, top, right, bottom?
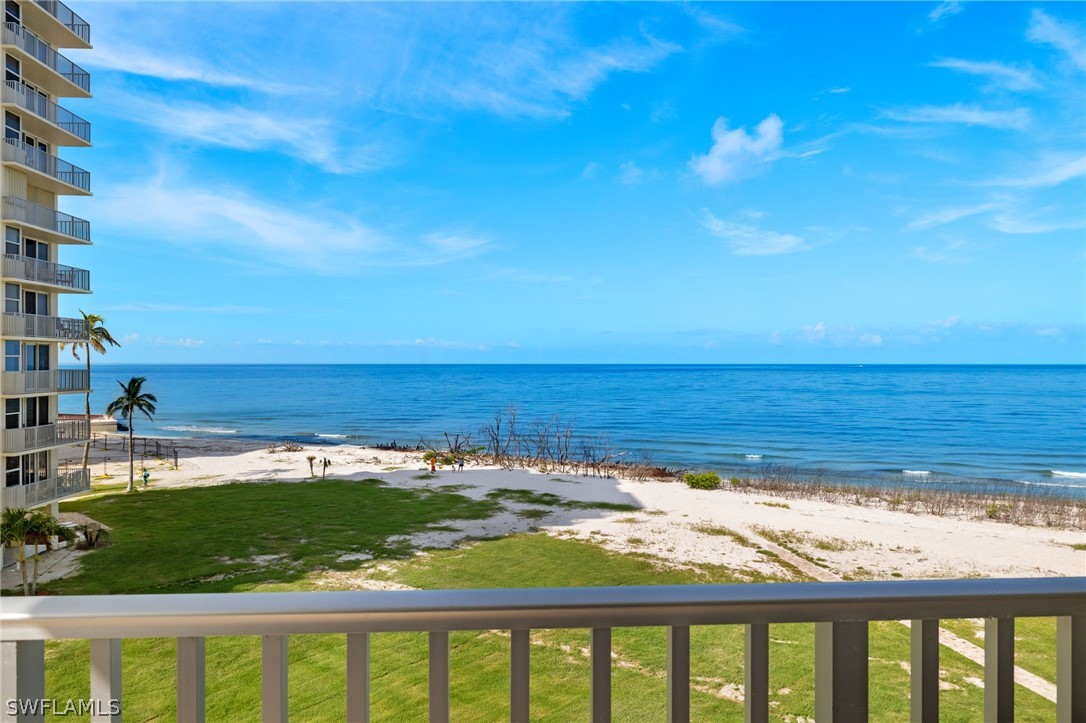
683, 471, 721, 490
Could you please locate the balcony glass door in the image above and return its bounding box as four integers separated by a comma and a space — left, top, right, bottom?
23, 289, 47, 315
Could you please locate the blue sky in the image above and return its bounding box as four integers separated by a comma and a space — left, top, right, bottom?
56, 1, 1085, 363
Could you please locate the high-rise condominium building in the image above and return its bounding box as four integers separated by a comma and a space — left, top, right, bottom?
1, 0, 91, 512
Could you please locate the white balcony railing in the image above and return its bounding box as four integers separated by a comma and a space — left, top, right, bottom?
32, 0, 91, 44
1, 22, 90, 93
2, 80, 90, 142
3, 254, 90, 291
0, 368, 89, 395
0, 578, 1082, 722
1, 312, 87, 341
1, 196, 90, 242
1, 467, 88, 509
1, 419, 89, 454
1, 138, 90, 193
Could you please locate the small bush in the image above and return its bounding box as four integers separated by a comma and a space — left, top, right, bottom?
683, 471, 721, 490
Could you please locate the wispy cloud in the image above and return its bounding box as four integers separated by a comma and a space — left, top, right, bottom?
94, 171, 490, 274
797, 322, 882, 347
928, 1, 963, 23
618, 161, 645, 185
683, 5, 745, 40
910, 240, 972, 264
829, 87, 851, 94
907, 202, 1000, 231
989, 208, 1086, 235
883, 104, 1030, 129
98, 92, 395, 174
689, 114, 784, 185
1027, 10, 1086, 72
984, 155, 1086, 189
700, 211, 807, 256
929, 58, 1040, 91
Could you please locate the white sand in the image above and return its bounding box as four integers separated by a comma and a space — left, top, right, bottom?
58, 435, 1085, 581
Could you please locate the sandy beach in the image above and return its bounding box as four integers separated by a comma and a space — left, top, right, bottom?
57, 435, 1085, 582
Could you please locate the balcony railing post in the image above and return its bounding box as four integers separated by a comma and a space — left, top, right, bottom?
428, 631, 449, 723
176, 637, 205, 723
591, 627, 611, 723
814, 621, 868, 722
744, 623, 769, 723
666, 625, 690, 723
1056, 615, 1083, 722
984, 618, 1013, 723
510, 629, 529, 723
910, 619, 939, 722
89, 639, 121, 723
262, 635, 287, 723
346, 633, 369, 723
0, 640, 45, 723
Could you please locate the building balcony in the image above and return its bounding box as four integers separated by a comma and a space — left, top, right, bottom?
1, 467, 88, 509
1, 137, 90, 195
1, 312, 87, 341
1, 195, 90, 244
1, 418, 89, 454
1, 22, 90, 97
0, 368, 89, 395
2, 80, 91, 145
0, 578, 1082, 721
3, 253, 90, 293
23, 0, 92, 49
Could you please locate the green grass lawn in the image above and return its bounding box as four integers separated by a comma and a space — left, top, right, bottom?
27, 480, 1060, 721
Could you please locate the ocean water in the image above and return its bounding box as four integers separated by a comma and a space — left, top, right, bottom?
62, 364, 1086, 497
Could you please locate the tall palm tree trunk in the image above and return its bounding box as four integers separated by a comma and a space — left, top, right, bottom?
126, 412, 135, 493
81, 342, 92, 470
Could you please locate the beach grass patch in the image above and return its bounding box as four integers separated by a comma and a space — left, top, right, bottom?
1071, 542, 1085, 551
756, 501, 790, 509
683, 471, 721, 490
690, 523, 755, 548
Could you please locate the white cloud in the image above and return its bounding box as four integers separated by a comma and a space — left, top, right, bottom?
910, 240, 971, 264
829, 87, 851, 94
700, 211, 807, 256
98, 92, 393, 174
82, 44, 302, 95
929, 1, 963, 23
883, 104, 1030, 129
94, 171, 489, 274
1037, 327, 1061, 337
929, 58, 1040, 91
989, 209, 1086, 235
683, 6, 745, 39
689, 114, 784, 185
618, 161, 645, 185
798, 322, 827, 342
985, 155, 1086, 188
582, 162, 602, 179
1027, 10, 1086, 72
906, 202, 1000, 231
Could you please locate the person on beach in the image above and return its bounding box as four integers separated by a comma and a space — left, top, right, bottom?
141, 468, 150, 488
430, 456, 436, 473
457, 457, 465, 472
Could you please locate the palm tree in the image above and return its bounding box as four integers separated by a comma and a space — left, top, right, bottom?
62, 311, 120, 471
105, 376, 157, 493
25, 510, 76, 595
1, 507, 32, 595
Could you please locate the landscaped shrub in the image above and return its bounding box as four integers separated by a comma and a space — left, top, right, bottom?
683, 471, 721, 490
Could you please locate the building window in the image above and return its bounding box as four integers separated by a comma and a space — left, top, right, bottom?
4, 340, 18, 372
4, 1, 19, 24
5, 226, 20, 256
24, 343, 49, 371
21, 452, 47, 486
24, 395, 48, 427
4, 109, 19, 140
4, 283, 19, 313
25, 238, 48, 261
23, 290, 47, 315
5, 398, 19, 430
4, 54, 18, 84
5, 456, 20, 488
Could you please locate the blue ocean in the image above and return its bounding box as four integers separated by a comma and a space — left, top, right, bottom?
61, 365, 1086, 497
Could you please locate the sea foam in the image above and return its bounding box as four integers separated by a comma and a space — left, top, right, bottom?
161, 425, 237, 434
902, 470, 931, 476
1050, 470, 1086, 479
316, 433, 348, 439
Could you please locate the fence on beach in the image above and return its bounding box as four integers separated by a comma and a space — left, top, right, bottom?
89, 433, 180, 469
